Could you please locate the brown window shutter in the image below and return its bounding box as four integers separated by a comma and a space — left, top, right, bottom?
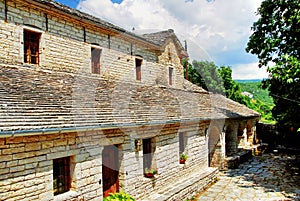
135, 58, 142, 81
91, 47, 101, 74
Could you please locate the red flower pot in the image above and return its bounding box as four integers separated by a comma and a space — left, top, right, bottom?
144, 173, 155, 178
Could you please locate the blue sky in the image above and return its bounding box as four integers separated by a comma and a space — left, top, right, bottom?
54, 0, 267, 80
56, 0, 122, 8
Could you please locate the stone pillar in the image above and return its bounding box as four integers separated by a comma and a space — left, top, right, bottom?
243, 128, 247, 146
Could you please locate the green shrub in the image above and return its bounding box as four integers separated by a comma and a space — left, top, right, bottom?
103, 191, 135, 201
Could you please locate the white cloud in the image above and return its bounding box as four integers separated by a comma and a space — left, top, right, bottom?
77, 0, 263, 79
232, 63, 269, 80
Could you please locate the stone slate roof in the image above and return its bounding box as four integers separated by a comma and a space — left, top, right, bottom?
0, 65, 259, 135
143, 29, 188, 58
211, 94, 260, 119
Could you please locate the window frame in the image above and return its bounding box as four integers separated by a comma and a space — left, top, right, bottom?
142, 138, 157, 176
135, 57, 142, 81
53, 157, 71, 196
179, 132, 187, 155
23, 28, 42, 65
91, 45, 102, 74
143, 138, 152, 171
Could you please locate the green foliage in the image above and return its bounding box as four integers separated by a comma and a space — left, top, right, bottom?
180, 153, 188, 161
144, 167, 157, 174
218, 66, 246, 105
191, 60, 225, 94
246, 0, 300, 129
238, 82, 274, 106
238, 81, 275, 123
103, 191, 135, 201
184, 59, 275, 123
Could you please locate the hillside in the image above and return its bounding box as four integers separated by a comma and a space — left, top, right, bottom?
236, 80, 275, 123
238, 81, 274, 106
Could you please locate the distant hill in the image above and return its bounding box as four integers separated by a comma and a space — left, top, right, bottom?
237, 80, 275, 123
238, 81, 274, 106
235, 79, 262, 83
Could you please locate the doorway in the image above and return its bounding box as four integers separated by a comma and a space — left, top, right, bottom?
102, 145, 119, 198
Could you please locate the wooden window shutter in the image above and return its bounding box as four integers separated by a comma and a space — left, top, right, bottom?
135, 58, 142, 81
23, 29, 41, 64
91, 47, 101, 74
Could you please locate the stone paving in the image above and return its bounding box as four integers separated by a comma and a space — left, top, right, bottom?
197, 152, 300, 201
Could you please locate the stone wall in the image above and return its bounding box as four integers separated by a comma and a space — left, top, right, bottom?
121, 121, 210, 200
0, 0, 185, 88
0, 130, 121, 201
0, 121, 211, 200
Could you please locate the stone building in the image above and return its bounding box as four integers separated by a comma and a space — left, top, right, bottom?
0, 0, 260, 200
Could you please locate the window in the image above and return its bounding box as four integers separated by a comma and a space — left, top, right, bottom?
91, 47, 101, 74
53, 157, 71, 195
143, 138, 153, 172
168, 47, 171, 61
169, 67, 173, 85
135, 58, 142, 81
179, 132, 187, 154
24, 29, 41, 64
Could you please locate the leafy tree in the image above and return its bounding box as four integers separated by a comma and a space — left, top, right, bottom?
246, 0, 300, 129
191, 60, 225, 94
184, 60, 274, 123
218, 66, 246, 104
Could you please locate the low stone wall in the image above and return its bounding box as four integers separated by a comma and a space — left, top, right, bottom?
223, 149, 253, 169
144, 167, 218, 201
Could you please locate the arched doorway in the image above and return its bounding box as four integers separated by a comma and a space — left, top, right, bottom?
208, 126, 222, 167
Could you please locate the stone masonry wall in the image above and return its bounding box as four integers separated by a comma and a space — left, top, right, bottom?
0, 131, 110, 201
0, 121, 210, 201
0, 0, 186, 88
121, 121, 210, 200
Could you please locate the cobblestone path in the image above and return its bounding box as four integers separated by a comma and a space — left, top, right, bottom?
197, 152, 300, 201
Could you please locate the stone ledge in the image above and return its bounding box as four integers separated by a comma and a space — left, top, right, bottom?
142, 167, 218, 201
53, 191, 78, 201
224, 148, 254, 169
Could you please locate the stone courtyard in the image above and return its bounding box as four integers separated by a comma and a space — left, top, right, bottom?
196, 150, 300, 201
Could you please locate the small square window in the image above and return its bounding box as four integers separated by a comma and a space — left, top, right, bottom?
53, 157, 71, 195
23, 29, 41, 64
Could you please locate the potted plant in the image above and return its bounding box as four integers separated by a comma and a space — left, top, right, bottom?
180, 153, 188, 164
144, 167, 158, 178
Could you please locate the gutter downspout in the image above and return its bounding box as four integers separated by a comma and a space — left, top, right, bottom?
4, 0, 8, 22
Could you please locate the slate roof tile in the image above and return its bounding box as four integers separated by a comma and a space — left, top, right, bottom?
0, 64, 259, 135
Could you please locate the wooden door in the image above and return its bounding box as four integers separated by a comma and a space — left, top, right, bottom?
102, 145, 119, 198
